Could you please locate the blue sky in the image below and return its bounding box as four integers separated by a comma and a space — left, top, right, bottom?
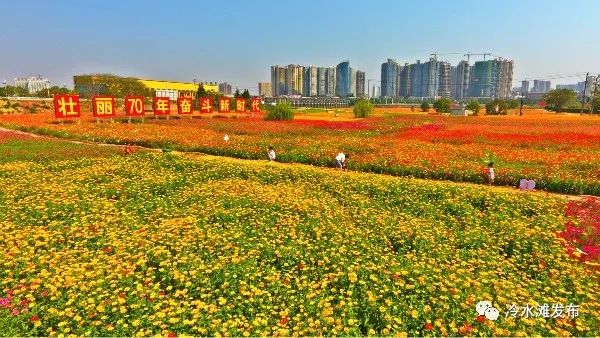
0, 0, 598, 93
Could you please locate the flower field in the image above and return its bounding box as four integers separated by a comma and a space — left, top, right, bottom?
1, 109, 599, 195
0, 139, 599, 336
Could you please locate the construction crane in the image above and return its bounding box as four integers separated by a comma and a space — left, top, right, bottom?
463, 53, 491, 62
429, 52, 463, 61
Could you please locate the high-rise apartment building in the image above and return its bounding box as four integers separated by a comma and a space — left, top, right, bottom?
470, 60, 493, 97
285, 64, 304, 96
303, 66, 318, 97
356, 70, 365, 97
317, 67, 327, 96
492, 59, 513, 99
14, 75, 50, 94
410, 60, 424, 98
470, 59, 513, 99
521, 80, 530, 95
381, 59, 400, 97
399, 63, 411, 97
336, 61, 351, 97
532, 80, 551, 93
325, 67, 336, 97
270, 66, 286, 96
218, 82, 232, 95
453, 61, 470, 100
258, 82, 272, 97
349, 68, 357, 97
269, 61, 364, 97
437, 61, 452, 98
412, 58, 439, 98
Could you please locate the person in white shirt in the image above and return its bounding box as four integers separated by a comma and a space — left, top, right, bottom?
484, 162, 495, 185
267, 146, 276, 161
335, 152, 349, 170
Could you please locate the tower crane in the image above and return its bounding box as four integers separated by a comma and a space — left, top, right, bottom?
463, 53, 492, 62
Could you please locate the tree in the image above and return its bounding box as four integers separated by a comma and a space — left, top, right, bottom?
34, 86, 72, 97
264, 102, 294, 121
544, 88, 578, 113
234, 88, 241, 98
196, 84, 207, 98
353, 99, 373, 118
593, 87, 600, 114
420, 101, 430, 112
466, 100, 481, 115
73, 74, 151, 98
433, 97, 452, 114
0, 85, 29, 97
242, 89, 250, 100
485, 99, 509, 115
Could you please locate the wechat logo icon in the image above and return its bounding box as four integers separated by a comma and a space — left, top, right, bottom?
476, 300, 499, 321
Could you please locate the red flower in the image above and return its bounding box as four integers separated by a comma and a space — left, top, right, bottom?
29, 315, 40, 322
159, 291, 166, 296
20, 299, 30, 307
119, 292, 126, 299
280, 316, 289, 326
39, 290, 49, 297
167, 333, 177, 338
460, 322, 473, 333
476, 315, 486, 323
424, 322, 433, 331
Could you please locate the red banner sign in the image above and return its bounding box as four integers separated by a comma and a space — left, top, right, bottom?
177, 97, 194, 115
235, 98, 246, 112
125, 96, 145, 116
153, 97, 171, 115
53, 94, 81, 118
199, 97, 213, 113
92, 96, 116, 118
218, 98, 231, 113
250, 98, 261, 113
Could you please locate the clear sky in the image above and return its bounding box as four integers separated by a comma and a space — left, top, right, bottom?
0, 0, 598, 93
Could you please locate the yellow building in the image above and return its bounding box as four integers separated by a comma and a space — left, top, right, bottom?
138, 79, 218, 100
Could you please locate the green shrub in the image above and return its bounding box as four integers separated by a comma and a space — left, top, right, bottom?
485, 99, 508, 115
264, 102, 294, 121
466, 100, 481, 115
420, 101, 430, 112
353, 99, 373, 118
433, 98, 452, 114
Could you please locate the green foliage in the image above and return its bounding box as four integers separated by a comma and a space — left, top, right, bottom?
544, 89, 578, 113
0, 85, 29, 97
73, 74, 152, 98
234, 88, 241, 98
196, 84, 207, 98
353, 99, 373, 118
420, 101, 430, 112
242, 89, 251, 100
485, 99, 509, 115
34, 86, 72, 97
465, 100, 481, 115
507, 99, 520, 109
264, 102, 294, 121
433, 97, 452, 114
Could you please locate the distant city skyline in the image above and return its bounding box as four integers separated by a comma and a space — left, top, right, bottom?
1, 0, 599, 94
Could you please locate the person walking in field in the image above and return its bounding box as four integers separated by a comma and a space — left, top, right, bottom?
484, 162, 495, 185
335, 152, 349, 170
267, 146, 276, 161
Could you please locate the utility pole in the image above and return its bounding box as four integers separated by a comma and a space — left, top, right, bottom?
591, 75, 599, 114
581, 72, 589, 115
519, 90, 524, 116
